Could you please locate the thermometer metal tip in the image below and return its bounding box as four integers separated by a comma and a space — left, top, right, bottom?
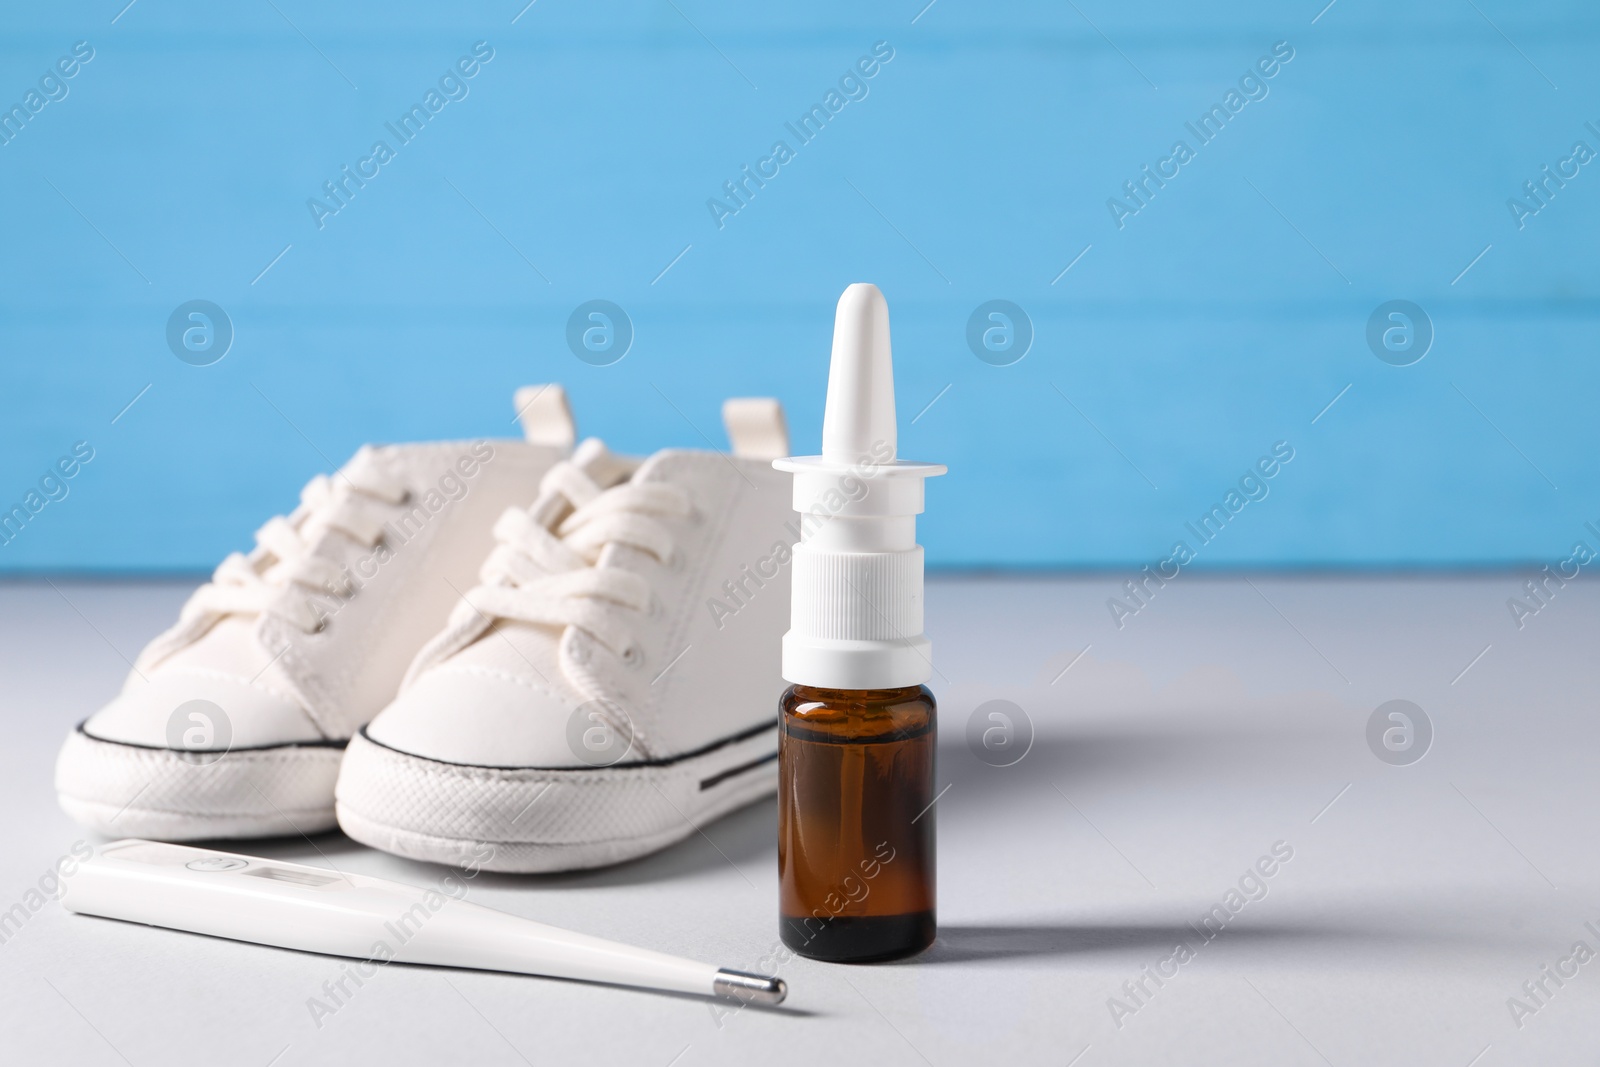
713, 969, 788, 1005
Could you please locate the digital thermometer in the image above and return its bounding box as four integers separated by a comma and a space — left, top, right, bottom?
60, 840, 785, 1005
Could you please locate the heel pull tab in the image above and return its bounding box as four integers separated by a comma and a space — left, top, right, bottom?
723, 398, 789, 460
514, 385, 576, 448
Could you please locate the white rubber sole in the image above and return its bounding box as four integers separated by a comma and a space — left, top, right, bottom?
335, 723, 779, 872
55, 726, 344, 840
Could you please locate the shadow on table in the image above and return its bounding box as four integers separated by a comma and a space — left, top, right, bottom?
914, 918, 1491, 964
919, 922, 1328, 964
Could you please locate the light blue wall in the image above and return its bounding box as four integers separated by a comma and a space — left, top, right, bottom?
2, 1, 1597, 571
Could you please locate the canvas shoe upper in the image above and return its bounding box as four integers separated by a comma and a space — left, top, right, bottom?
334, 400, 795, 872
54, 386, 577, 840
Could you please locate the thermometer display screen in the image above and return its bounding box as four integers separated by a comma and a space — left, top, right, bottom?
244, 866, 339, 888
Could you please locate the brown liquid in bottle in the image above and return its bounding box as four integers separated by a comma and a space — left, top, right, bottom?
778, 683, 936, 962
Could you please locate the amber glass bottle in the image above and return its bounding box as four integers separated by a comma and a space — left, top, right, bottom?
778, 683, 936, 962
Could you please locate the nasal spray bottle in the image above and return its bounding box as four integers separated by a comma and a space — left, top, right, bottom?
773, 283, 946, 962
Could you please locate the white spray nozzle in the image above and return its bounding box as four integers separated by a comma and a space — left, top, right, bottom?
823, 283, 898, 464
774, 284, 945, 691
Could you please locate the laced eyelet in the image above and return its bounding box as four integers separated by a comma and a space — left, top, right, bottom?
396, 489, 413, 505
311, 619, 328, 634
621, 644, 644, 668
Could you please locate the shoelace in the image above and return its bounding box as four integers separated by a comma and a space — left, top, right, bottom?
462, 459, 691, 662
180, 455, 407, 634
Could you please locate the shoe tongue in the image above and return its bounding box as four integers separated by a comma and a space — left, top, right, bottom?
571, 438, 632, 489
528, 438, 632, 530
438, 438, 633, 698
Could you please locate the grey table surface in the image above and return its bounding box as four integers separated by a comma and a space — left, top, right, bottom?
0, 574, 1595, 1066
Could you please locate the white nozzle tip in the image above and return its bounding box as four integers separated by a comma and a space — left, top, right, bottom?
823, 283, 896, 464
838, 281, 883, 308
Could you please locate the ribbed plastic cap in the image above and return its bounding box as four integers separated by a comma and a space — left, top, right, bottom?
773, 284, 945, 690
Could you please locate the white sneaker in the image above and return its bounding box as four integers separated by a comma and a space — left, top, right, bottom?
55, 386, 579, 841
334, 400, 794, 872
